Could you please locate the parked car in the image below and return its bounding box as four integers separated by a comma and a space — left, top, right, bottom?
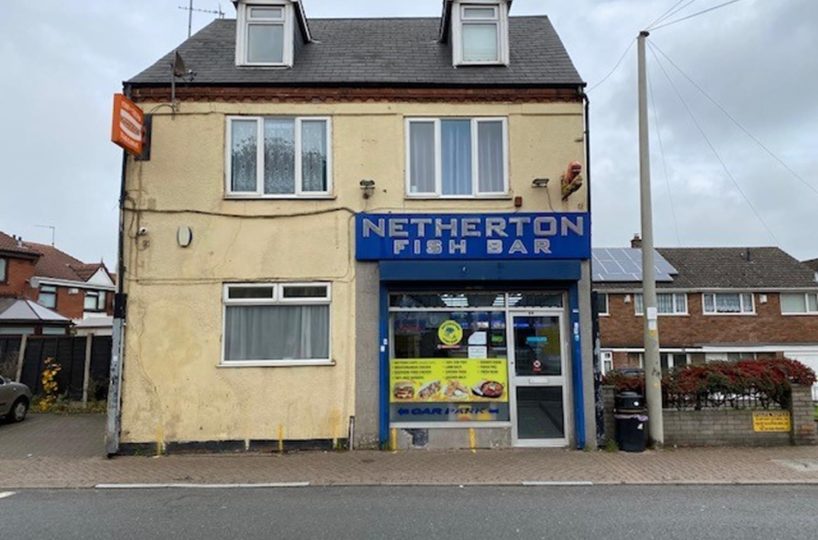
0, 376, 32, 422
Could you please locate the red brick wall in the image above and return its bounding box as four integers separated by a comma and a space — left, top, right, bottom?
599, 292, 818, 348
0, 257, 37, 299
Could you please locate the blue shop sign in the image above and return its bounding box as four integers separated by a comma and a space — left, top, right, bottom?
356, 212, 591, 261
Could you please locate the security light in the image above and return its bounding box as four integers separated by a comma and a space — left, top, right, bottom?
360, 179, 376, 199
531, 178, 550, 188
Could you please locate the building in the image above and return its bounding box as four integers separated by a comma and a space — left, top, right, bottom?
804, 258, 818, 274
595, 241, 818, 387
0, 231, 115, 335
114, 0, 595, 452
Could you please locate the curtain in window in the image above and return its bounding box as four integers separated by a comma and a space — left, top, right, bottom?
704, 294, 715, 312
247, 24, 284, 63
441, 120, 472, 195
264, 119, 295, 194
478, 121, 504, 192
462, 23, 498, 62
715, 293, 741, 313
809, 294, 818, 312
231, 120, 257, 192
225, 305, 329, 361
301, 121, 327, 192
656, 294, 673, 314
740, 293, 753, 312
409, 122, 436, 193
781, 293, 806, 313
674, 293, 687, 313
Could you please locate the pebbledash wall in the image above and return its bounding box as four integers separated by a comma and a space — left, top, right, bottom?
602, 386, 817, 447
118, 99, 594, 449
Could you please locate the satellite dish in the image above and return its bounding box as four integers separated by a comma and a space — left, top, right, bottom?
172, 51, 188, 78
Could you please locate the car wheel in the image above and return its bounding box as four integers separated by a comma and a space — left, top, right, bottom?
10, 398, 28, 423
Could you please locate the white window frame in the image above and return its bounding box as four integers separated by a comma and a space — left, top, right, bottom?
452, 1, 509, 66
780, 292, 818, 315
38, 285, 57, 309
702, 292, 755, 315
235, 1, 294, 67
0, 257, 6, 282
405, 117, 509, 198
221, 282, 333, 367
225, 116, 333, 199
84, 290, 106, 312
634, 293, 688, 316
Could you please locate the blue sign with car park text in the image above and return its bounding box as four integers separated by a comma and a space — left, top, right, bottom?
355, 212, 591, 261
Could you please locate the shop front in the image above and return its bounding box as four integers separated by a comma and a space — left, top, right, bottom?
355, 212, 594, 450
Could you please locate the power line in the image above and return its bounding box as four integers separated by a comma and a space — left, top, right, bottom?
650, 0, 747, 31
648, 42, 779, 244
650, 41, 818, 199
587, 39, 635, 92
646, 67, 683, 246
648, 0, 699, 30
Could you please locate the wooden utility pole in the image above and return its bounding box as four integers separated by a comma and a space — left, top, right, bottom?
637, 30, 664, 446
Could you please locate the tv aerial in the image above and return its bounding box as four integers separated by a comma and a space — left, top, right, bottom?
179, 1, 226, 38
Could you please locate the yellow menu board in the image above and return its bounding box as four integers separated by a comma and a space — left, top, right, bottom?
390, 358, 508, 403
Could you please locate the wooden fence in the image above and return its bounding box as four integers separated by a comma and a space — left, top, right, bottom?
0, 335, 111, 404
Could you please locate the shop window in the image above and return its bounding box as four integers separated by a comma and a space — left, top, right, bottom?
781, 293, 818, 315
703, 292, 754, 314
406, 118, 508, 197
227, 117, 331, 198
84, 291, 106, 312
235, 2, 293, 66
222, 283, 331, 366
635, 293, 687, 315
38, 285, 57, 309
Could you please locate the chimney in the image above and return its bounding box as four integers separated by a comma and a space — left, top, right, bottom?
630, 234, 642, 249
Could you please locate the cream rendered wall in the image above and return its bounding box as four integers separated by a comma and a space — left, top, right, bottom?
120, 100, 587, 445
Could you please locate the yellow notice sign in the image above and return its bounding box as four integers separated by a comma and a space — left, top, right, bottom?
752, 411, 791, 432
390, 358, 508, 403
437, 320, 463, 346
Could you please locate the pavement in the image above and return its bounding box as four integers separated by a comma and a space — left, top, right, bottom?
1, 414, 818, 489
3, 485, 818, 540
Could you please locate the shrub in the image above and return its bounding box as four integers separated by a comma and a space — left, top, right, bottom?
602, 358, 816, 410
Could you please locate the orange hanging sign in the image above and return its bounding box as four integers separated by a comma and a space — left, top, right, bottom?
111, 94, 144, 156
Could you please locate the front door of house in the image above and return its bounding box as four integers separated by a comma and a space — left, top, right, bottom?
509, 312, 568, 447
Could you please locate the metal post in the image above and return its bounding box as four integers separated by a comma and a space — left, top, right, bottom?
187, 0, 193, 38
15, 334, 27, 382
637, 31, 664, 446
82, 334, 93, 407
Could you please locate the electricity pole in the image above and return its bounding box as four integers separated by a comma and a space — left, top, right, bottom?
637, 30, 664, 447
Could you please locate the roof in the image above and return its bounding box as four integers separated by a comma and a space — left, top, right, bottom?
594, 247, 818, 290
593, 248, 677, 283
0, 232, 41, 259
0, 298, 70, 324
128, 16, 583, 87
21, 242, 111, 285
803, 258, 818, 272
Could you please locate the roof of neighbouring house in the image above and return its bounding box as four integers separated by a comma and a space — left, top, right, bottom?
0, 231, 41, 259
127, 16, 583, 87
21, 242, 112, 285
803, 258, 818, 272
0, 298, 71, 324
594, 247, 818, 290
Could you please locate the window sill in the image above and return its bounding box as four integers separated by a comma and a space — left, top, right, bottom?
404, 194, 513, 201
225, 194, 336, 201
702, 313, 757, 316
236, 63, 292, 69
781, 313, 818, 316
219, 360, 335, 368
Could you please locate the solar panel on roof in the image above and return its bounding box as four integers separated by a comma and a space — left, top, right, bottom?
592, 248, 678, 283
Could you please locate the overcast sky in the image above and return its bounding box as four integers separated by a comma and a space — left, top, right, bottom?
1, 0, 816, 265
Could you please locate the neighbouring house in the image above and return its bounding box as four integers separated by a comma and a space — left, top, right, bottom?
594, 237, 818, 398
804, 258, 818, 274
0, 297, 72, 337
0, 231, 116, 335
115, 0, 593, 453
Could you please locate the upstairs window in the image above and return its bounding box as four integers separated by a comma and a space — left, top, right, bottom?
84, 291, 106, 312
406, 118, 508, 197
236, 2, 293, 66
635, 293, 687, 315
703, 292, 754, 315
781, 292, 818, 315
39, 285, 57, 309
227, 116, 331, 198
0, 258, 6, 282
453, 2, 509, 66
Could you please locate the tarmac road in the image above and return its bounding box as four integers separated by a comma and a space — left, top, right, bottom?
1, 485, 816, 539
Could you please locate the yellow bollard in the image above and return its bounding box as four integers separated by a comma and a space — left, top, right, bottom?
469, 428, 477, 454
278, 425, 285, 453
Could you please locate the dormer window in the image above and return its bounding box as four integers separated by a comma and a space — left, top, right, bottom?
452, 1, 509, 66
236, 1, 294, 67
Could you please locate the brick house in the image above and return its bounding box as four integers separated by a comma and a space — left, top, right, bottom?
0, 231, 115, 335
594, 239, 818, 386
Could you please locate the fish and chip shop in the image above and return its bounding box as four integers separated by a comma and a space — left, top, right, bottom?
353, 212, 596, 450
